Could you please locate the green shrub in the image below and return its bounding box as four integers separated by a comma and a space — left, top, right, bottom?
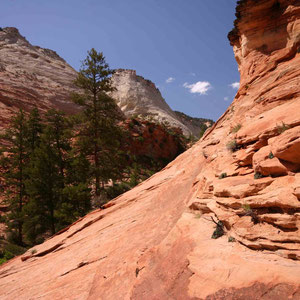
226, 140, 238, 152
241, 204, 259, 224
276, 122, 290, 134
219, 172, 227, 179
211, 221, 224, 239
228, 236, 236, 243
231, 124, 241, 133
241, 203, 252, 214
4, 243, 27, 256
254, 172, 263, 179
4, 250, 14, 260
0, 257, 7, 265
268, 152, 274, 159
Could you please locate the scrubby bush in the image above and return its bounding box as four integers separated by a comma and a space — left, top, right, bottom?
241, 204, 259, 224
231, 124, 242, 133
219, 172, 227, 179
254, 172, 263, 179
276, 122, 290, 134
228, 236, 236, 243
211, 221, 224, 239
226, 140, 238, 152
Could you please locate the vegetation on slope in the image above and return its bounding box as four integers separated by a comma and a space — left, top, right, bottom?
174, 111, 214, 138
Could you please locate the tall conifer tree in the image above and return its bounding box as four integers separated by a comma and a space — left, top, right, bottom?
72, 48, 125, 198
0, 110, 28, 245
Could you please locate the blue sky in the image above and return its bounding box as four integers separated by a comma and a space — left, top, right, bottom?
2, 0, 240, 121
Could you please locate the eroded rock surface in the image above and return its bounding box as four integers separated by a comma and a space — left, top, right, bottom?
109, 69, 204, 136
0, 28, 202, 137
0, 0, 300, 299
0, 27, 79, 130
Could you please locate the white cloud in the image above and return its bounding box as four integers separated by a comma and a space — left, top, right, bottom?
166, 77, 175, 83
183, 81, 212, 95
230, 82, 240, 89
224, 97, 229, 101
190, 72, 196, 77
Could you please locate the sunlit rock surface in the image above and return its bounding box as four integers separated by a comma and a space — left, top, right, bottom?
1, 0, 300, 299
109, 69, 202, 136
0, 29, 201, 136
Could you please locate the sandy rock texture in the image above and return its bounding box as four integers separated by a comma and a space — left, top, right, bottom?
1, 0, 300, 299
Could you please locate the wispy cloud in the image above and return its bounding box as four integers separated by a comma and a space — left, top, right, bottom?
183, 81, 212, 95
230, 82, 240, 89
189, 72, 196, 77
166, 77, 175, 83
224, 97, 229, 101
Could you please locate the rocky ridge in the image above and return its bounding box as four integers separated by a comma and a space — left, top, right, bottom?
109, 69, 203, 136
0, 28, 204, 137
0, 27, 79, 130
0, 1, 300, 299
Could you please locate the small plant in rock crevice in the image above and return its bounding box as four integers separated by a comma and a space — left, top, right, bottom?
226, 139, 239, 152
241, 204, 259, 224
228, 236, 236, 243
230, 124, 242, 134
219, 172, 227, 179
254, 172, 263, 179
268, 152, 274, 159
276, 122, 290, 134
210, 217, 224, 239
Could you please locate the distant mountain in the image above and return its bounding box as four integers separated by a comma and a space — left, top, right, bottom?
0, 27, 79, 131
0, 27, 209, 137
174, 111, 214, 137
109, 69, 206, 136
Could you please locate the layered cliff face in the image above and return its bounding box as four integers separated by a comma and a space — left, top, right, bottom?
1, 1, 300, 299
0, 27, 79, 130
0, 29, 204, 137
109, 69, 203, 136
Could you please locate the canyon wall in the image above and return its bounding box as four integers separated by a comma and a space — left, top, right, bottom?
109, 69, 204, 136
0, 1, 300, 299
0, 27, 79, 129
0, 29, 203, 136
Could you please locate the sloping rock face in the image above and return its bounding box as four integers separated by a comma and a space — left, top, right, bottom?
174, 111, 214, 136
1, 1, 300, 299
0, 27, 79, 130
122, 118, 186, 161
109, 69, 201, 136
0, 29, 203, 137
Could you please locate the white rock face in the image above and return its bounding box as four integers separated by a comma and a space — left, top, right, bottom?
109, 69, 196, 136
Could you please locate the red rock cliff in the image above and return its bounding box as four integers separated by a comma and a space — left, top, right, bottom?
0, 27, 79, 130
0, 1, 300, 299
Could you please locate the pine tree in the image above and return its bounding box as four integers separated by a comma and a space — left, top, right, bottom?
23, 109, 91, 243
0, 110, 28, 245
26, 108, 43, 154
72, 48, 125, 198
24, 110, 68, 238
